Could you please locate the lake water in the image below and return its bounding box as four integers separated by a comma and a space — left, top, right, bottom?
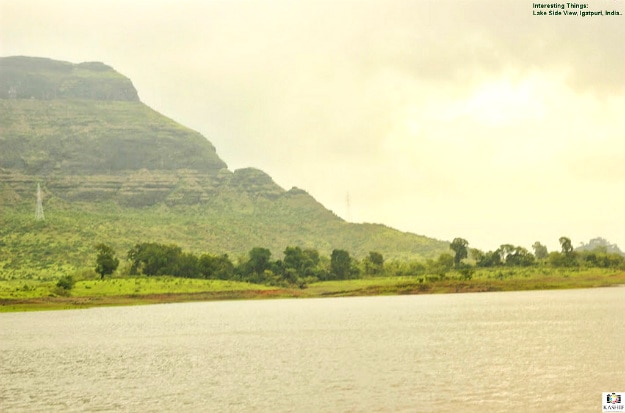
1, 288, 624, 412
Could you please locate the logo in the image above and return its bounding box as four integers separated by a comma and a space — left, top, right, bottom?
603, 393, 625, 412
609, 394, 623, 404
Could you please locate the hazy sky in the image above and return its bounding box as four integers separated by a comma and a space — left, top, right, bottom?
2, 0, 624, 252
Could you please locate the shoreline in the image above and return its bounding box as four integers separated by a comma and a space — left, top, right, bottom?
2, 271, 624, 312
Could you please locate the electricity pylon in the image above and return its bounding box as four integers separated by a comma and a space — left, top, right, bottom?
35, 183, 45, 221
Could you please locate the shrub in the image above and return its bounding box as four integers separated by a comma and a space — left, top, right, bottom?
56, 275, 75, 290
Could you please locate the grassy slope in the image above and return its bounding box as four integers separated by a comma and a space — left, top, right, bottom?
0, 198, 448, 280
1, 277, 271, 300
1, 267, 623, 312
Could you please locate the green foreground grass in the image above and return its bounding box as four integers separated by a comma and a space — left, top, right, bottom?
1, 268, 624, 312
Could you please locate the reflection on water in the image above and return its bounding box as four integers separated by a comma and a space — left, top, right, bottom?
1, 288, 624, 412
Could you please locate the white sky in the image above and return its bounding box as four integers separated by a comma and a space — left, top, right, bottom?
1, 0, 624, 252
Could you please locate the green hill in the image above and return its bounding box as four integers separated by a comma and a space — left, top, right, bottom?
0, 56, 448, 278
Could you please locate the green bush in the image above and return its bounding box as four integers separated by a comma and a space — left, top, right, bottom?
56, 275, 75, 290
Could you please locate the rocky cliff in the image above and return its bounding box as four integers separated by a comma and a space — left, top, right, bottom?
0, 56, 237, 206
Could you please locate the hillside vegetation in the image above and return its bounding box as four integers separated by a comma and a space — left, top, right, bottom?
0, 197, 447, 279
0, 56, 448, 279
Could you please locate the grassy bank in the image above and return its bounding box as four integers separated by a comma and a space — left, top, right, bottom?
1, 268, 624, 312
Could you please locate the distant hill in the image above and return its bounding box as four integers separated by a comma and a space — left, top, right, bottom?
575, 237, 624, 256
0, 56, 448, 277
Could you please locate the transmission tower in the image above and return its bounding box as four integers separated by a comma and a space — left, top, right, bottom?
345, 192, 352, 222
35, 183, 45, 221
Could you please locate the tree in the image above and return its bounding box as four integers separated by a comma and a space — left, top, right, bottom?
302, 248, 322, 277
476, 250, 501, 267
173, 252, 199, 278
283, 246, 306, 273
330, 249, 352, 279
548, 251, 568, 267
364, 251, 384, 275
505, 246, 535, 267
127, 243, 182, 276
450, 238, 469, 267
532, 242, 549, 260
428, 253, 454, 278
198, 254, 234, 279
246, 247, 272, 275
497, 244, 515, 263
556, 237, 578, 267
281, 246, 322, 280
559, 237, 573, 255
95, 243, 119, 279
470, 248, 484, 263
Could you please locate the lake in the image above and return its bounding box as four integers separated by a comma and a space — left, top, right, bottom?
1, 287, 624, 412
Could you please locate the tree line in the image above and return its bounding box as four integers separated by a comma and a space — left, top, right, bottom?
96, 242, 384, 288
94, 236, 624, 286
449, 236, 625, 271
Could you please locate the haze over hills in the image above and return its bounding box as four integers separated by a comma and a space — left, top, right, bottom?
0, 56, 448, 277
